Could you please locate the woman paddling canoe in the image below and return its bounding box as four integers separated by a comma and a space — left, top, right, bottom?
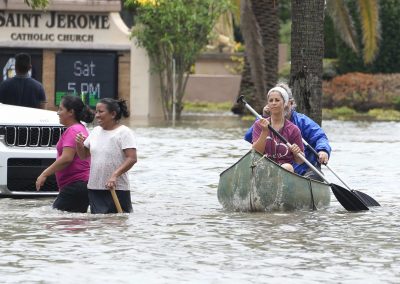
245, 83, 331, 180
252, 85, 304, 173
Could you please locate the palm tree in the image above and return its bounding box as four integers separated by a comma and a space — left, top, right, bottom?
326, 0, 380, 64
290, 0, 325, 125
232, 0, 279, 115
290, 0, 380, 125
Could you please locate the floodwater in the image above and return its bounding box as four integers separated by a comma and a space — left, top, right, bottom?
1, 113, 399, 283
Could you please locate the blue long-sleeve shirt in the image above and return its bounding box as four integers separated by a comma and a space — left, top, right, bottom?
244, 110, 331, 175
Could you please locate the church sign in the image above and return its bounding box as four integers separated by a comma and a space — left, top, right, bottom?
0, 11, 130, 50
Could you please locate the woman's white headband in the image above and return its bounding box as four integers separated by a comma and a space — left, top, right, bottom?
267, 86, 289, 105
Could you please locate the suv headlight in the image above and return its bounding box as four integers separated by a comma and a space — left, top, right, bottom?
0, 126, 4, 139
0, 126, 5, 145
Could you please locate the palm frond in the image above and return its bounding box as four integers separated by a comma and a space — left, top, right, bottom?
358, 0, 380, 63
326, 0, 358, 53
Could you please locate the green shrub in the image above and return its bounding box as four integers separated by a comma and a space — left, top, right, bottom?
322, 59, 338, 80
394, 96, 400, 111
323, 72, 400, 111
279, 21, 291, 59
278, 62, 291, 81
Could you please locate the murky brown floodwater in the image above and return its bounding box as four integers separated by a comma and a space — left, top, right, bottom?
1, 113, 399, 283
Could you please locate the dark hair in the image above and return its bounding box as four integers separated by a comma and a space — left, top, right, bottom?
15, 53, 31, 74
61, 95, 95, 123
98, 98, 129, 120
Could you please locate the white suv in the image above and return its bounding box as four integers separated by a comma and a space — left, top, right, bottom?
0, 103, 64, 197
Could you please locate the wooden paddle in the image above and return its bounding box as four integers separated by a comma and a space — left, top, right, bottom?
110, 186, 123, 213
238, 95, 373, 211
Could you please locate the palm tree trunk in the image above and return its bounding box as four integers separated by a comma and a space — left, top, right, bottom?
231, 54, 256, 114
233, 0, 279, 115
252, 0, 279, 92
290, 0, 325, 125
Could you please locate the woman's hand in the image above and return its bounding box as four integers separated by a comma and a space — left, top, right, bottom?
289, 143, 302, 156
36, 174, 47, 191
257, 118, 270, 132
262, 105, 270, 117
75, 132, 86, 148
318, 151, 329, 164
105, 175, 118, 190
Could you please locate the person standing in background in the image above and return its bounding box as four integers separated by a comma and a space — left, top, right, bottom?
0, 53, 47, 109
75, 98, 138, 214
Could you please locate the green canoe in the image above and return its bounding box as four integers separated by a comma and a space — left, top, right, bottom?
217, 150, 331, 212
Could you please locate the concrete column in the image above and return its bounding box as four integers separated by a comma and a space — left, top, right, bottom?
130, 40, 163, 120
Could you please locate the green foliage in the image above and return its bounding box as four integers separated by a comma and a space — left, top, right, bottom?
322, 73, 400, 112
132, 0, 229, 65
323, 15, 337, 58
322, 58, 338, 80
24, 0, 48, 9
278, 0, 291, 23
369, 0, 400, 73
336, 0, 400, 74
323, 72, 400, 111
394, 96, 400, 111
124, 0, 141, 10
278, 0, 291, 59
278, 62, 290, 81
130, 0, 230, 120
279, 21, 291, 60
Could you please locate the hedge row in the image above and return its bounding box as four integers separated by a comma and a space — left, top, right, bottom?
322, 72, 400, 111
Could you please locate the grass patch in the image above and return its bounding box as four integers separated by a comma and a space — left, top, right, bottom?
323, 107, 400, 121
183, 101, 233, 112
323, 107, 356, 120
183, 101, 400, 121
367, 109, 400, 121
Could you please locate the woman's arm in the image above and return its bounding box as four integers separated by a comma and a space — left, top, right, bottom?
105, 148, 137, 189
36, 147, 76, 190
252, 119, 270, 154
75, 132, 91, 159
289, 126, 305, 165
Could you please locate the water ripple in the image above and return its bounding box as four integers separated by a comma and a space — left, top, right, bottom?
1, 119, 399, 283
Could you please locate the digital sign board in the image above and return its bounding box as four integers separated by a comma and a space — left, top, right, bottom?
55, 52, 117, 107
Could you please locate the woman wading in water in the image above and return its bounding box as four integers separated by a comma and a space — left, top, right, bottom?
75, 98, 137, 214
